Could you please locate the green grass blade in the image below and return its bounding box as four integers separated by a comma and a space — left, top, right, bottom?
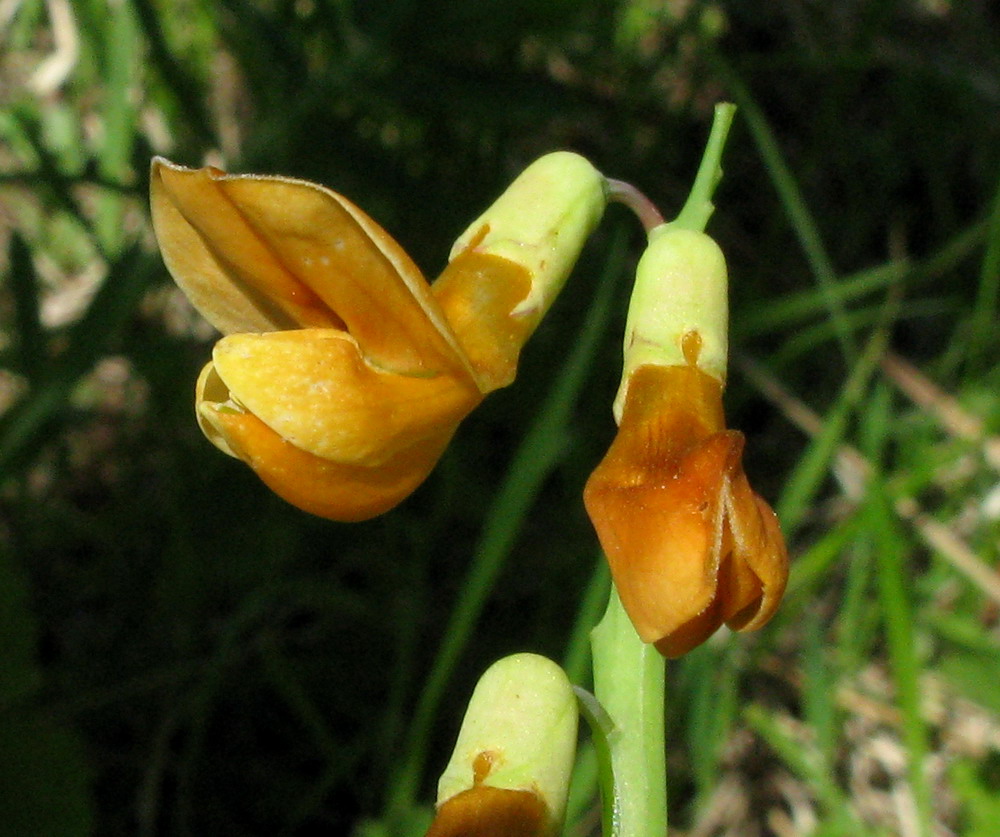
774, 312, 891, 537
680, 645, 739, 809
8, 109, 104, 257
735, 260, 906, 341
383, 228, 627, 825
6, 233, 45, 379
0, 246, 154, 477
859, 383, 934, 836
129, 0, 217, 145
966, 167, 1000, 372
834, 529, 878, 674
782, 511, 863, 601
744, 703, 865, 834
710, 52, 856, 365
801, 611, 838, 767
94, 2, 140, 256
562, 555, 611, 687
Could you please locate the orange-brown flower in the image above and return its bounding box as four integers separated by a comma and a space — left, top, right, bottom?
584, 226, 787, 657
584, 351, 787, 657
150, 153, 605, 520
426, 782, 548, 837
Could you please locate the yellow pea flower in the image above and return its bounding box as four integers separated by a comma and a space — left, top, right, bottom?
151, 153, 606, 520
584, 224, 788, 658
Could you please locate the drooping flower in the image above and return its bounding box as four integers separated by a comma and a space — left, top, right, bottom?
584, 224, 788, 657
426, 653, 578, 837
150, 153, 606, 520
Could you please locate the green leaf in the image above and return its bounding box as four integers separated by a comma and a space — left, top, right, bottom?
6, 232, 45, 379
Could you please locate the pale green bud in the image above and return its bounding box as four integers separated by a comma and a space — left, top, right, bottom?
448, 152, 607, 325
433, 653, 578, 835
614, 223, 728, 422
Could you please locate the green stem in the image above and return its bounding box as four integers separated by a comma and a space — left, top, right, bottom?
605, 179, 665, 233
590, 588, 666, 837
671, 102, 736, 233
606, 101, 735, 238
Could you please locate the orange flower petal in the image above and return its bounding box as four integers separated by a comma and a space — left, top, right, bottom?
426, 785, 549, 837
210, 329, 482, 465
722, 473, 787, 631
151, 158, 472, 380
432, 249, 535, 393
584, 363, 788, 657
201, 407, 455, 522
151, 159, 342, 333
586, 425, 738, 655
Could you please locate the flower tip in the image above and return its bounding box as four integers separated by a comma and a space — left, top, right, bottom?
149, 154, 181, 175
446, 151, 606, 324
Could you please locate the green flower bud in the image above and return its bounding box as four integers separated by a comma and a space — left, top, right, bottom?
614, 223, 728, 422
448, 152, 607, 326
427, 653, 578, 837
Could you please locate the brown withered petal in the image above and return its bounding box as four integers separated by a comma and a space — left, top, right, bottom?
584, 363, 788, 658
426, 785, 549, 837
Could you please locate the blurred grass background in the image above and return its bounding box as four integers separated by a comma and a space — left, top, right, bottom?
2, 0, 1000, 834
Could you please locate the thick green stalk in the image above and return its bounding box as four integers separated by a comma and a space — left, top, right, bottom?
590, 589, 666, 837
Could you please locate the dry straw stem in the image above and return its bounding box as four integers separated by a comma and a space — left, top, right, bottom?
880, 351, 1000, 472
738, 355, 1000, 608
27, 0, 80, 93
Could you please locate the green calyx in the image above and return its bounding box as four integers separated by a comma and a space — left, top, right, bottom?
612, 102, 737, 422
448, 152, 607, 323
435, 653, 578, 827
614, 225, 729, 419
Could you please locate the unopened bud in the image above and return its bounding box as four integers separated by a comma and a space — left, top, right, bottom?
427, 653, 578, 837
447, 152, 606, 327
614, 224, 728, 421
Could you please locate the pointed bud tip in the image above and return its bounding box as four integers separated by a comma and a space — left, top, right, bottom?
448, 152, 606, 323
